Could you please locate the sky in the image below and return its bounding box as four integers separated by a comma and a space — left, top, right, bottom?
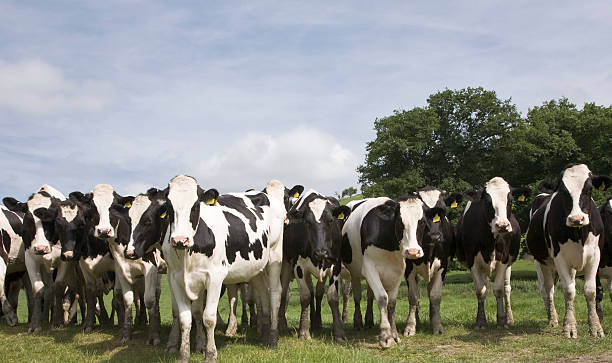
1, 1, 611, 200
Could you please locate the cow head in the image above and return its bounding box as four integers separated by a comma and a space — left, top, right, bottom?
286, 190, 351, 269
395, 196, 425, 259
35, 198, 88, 261
124, 188, 170, 259
70, 184, 134, 243
3, 185, 65, 255
464, 177, 530, 235
167, 175, 218, 249
553, 164, 611, 228
416, 187, 462, 259
283, 185, 304, 211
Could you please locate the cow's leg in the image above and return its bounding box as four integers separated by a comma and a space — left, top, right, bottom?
175, 289, 193, 363
504, 265, 514, 325
193, 293, 205, 354
62, 288, 73, 325
26, 254, 44, 333
115, 270, 134, 344
144, 267, 161, 346
364, 285, 374, 328
252, 273, 272, 345
203, 278, 224, 362
0, 260, 18, 326
295, 267, 313, 340
351, 274, 363, 330
52, 262, 70, 328
240, 283, 249, 327
225, 284, 239, 337
266, 258, 283, 347
82, 274, 98, 332
471, 264, 488, 329
247, 283, 257, 328
327, 264, 347, 343
165, 276, 180, 353
535, 260, 558, 327
362, 261, 394, 348
387, 282, 401, 343
595, 272, 603, 322
312, 278, 325, 330
6, 274, 23, 326
43, 270, 55, 326
23, 274, 34, 324
556, 260, 578, 338
428, 268, 444, 334
278, 261, 293, 332
404, 271, 419, 337
584, 255, 604, 337
493, 262, 509, 328
340, 277, 351, 323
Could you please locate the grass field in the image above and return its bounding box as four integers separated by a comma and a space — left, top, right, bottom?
1, 259, 612, 362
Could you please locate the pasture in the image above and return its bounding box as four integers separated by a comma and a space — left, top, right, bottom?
1, 259, 611, 362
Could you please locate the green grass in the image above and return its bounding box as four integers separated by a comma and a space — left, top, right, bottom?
2, 259, 612, 362
339, 194, 363, 205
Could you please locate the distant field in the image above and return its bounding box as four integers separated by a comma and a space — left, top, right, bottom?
1, 259, 612, 362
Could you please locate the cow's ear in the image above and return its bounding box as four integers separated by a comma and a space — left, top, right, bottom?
332, 206, 351, 221
146, 188, 160, 198
444, 193, 463, 209
201, 189, 219, 206
116, 195, 135, 209
288, 185, 304, 199
593, 175, 612, 192
69, 191, 92, 205
463, 189, 482, 202
537, 179, 557, 194
34, 207, 57, 222
3, 197, 28, 213
511, 187, 531, 202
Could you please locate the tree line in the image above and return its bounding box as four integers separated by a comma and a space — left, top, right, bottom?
357, 87, 612, 230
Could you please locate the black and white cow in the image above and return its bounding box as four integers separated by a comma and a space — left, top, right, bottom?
599, 197, 612, 308
455, 177, 530, 329
2, 185, 78, 332
342, 196, 425, 348
527, 164, 610, 338
71, 184, 163, 344
278, 189, 351, 342
133, 175, 286, 362
0, 205, 29, 326
403, 187, 461, 336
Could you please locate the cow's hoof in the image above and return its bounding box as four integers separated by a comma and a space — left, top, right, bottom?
379, 335, 395, 349
225, 326, 237, 337
590, 326, 605, 338
564, 326, 578, 339
28, 326, 42, 334
205, 350, 218, 363
120, 336, 129, 344
83, 325, 94, 333
549, 320, 559, 328
147, 336, 161, 346
5, 311, 18, 326
298, 330, 311, 340
165, 346, 178, 353
403, 326, 416, 337
334, 335, 348, 343
433, 325, 443, 335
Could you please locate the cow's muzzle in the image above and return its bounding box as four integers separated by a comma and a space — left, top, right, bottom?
404, 248, 423, 259
96, 227, 114, 238
33, 245, 50, 255
495, 221, 512, 233
171, 236, 190, 249
567, 215, 586, 227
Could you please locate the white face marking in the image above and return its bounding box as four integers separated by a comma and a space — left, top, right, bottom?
60, 205, 78, 222
27, 193, 53, 250
295, 189, 317, 211
92, 184, 115, 233
168, 175, 199, 243
125, 195, 152, 252
485, 177, 512, 233
399, 198, 424, 259
418, 189, 441, 208
308, 198, 328, 223
561, 164, 591, 226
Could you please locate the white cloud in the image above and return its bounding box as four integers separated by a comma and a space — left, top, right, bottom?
0, 59, 115, 115
195, 126, 360, 195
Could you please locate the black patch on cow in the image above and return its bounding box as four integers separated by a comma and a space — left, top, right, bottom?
85, 236, 110, 259
0, 229, 9, 264
349, 199, 367, 211
245, 192, 269, 215
191, 217, 215, 257
21, 213, 35, 249
218, 195, 259, 231
296, 265, 303, 279
341, 233, 352, 264
360, 200, 400, 253
261, 233, 268, 248
2, 209, 23, 237
224, 211, 263, 264
142, 250, 157, 266
334, 280, 339, 290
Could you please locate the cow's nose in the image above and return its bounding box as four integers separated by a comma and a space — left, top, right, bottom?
171, 236, 189, 248
568, 215, 585, 227
314, 249, 328, 261
34, 245, 49, 255
97, 227, 113, 237
405, 248, 423, 259
125, 248, 136, 259
495, 222, 511, 233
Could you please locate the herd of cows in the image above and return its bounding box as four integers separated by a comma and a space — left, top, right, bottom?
0, 163, 611, 362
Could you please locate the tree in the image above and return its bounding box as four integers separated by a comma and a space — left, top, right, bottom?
341, 187, 358, 198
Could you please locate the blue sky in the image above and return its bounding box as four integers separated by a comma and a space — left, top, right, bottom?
1, 1, 611, 199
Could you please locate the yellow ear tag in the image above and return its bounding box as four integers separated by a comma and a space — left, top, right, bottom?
600, 182, 606, 191
433, 214, 440, 223
518, 194, 526, 202
450, 201, 458, 209
124, 202, 132, 208
206, 198, 217, 206
293, 192, 300, 198
338, 212, 345, 220
160, 211, 167, 219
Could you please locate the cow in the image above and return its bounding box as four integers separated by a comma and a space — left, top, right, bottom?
2, 185, 82, 332
278, 189, 351, 342
599, 197, 612, 311
69, 183, 165, 344
342, 196, 425, 348
403, 187, 462, 336
126, 175, 287, 362
526, 164, 610, 338
455, 177, 530, 330
0, 205, 29, 326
